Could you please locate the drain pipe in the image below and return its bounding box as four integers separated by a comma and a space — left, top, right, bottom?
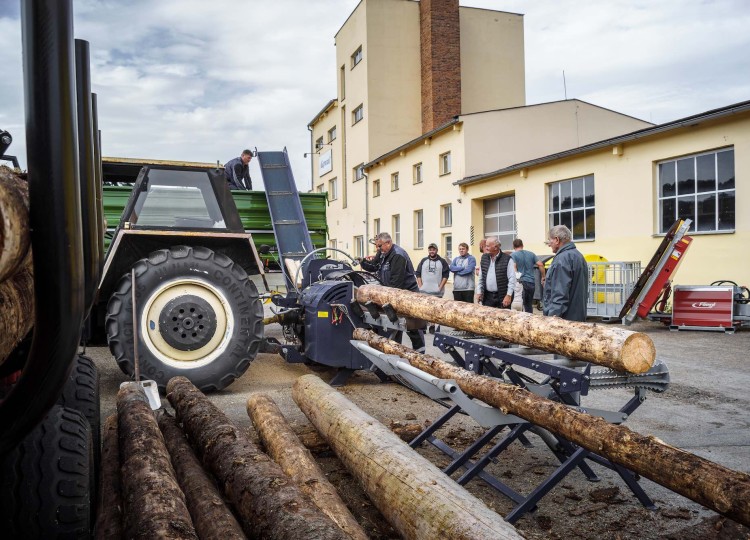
0, 0, 85, 453
363, 169, 369, 245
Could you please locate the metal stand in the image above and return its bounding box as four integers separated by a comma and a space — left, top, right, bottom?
353, 337, 661, 524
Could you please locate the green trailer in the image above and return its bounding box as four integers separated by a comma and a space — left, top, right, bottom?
102, 157, 328, 268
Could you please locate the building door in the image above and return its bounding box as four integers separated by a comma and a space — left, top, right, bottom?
483, 195, 516, 249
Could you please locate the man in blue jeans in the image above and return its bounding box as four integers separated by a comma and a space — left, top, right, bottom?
511, 238, 545, 313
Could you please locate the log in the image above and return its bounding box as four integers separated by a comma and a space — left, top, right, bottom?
292, 374, 523, 540
158, 413, 246, 540
117, 383, 197, 539
356, 284, 655, 373
353, 328, 750, 527
94, 415, 122, 540
0, 263, 34, 363
166, 376, 349, 540
0, 167, 30, 283
246, 393, 368, 540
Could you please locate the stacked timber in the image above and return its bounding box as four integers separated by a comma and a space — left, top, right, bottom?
293, 374, 523, 540
353, 329, 750, 528
355, 284, 655, 373
0, 167, 33, 362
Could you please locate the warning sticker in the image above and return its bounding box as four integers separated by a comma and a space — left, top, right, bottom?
317, 311, 329, 318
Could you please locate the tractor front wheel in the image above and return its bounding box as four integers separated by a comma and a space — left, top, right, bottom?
105, 246, 264, 392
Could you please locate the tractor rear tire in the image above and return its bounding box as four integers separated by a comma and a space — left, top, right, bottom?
105, 245, 264, 392
0, 405, 93, 538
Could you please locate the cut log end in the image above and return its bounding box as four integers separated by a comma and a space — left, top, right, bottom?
621, 333, 657, 374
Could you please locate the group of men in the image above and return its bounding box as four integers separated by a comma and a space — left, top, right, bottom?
361, 225, 588, 331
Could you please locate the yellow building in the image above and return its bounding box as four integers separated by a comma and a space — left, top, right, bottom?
309, 0, 746, 286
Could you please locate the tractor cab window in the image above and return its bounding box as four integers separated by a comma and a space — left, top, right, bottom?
127, 167, 228, 229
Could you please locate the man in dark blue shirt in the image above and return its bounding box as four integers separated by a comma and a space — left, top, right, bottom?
224, 149, 253, 190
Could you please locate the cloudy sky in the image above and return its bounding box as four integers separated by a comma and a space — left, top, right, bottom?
1, 0, 748, 189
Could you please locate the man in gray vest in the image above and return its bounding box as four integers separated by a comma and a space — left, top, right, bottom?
476, 237, 516, 309
542, 225, 588, 322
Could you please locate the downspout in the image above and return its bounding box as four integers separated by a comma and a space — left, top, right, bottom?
307, 125, 314, 192
363, 169, 369, 245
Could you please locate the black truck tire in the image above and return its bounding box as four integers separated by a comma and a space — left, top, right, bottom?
105, 245, 264, 392
0, 405, 93, 538
57, 354, 100, 455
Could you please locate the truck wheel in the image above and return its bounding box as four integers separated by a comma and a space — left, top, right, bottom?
0, 405, 93, 538
105, 245, 264, 392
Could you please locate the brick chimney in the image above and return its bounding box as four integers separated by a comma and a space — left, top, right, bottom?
420, 0, 461, 133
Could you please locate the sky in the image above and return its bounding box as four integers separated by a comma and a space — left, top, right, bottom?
1, 0, 748, 189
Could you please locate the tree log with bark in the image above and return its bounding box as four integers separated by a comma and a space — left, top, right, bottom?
0, 264, 33, 363
355, 284, 655, 373
158, 413, 247, 540
293, 374, 523, 540
0, 167, 30, 283
117, 383, 197, 539
246, 393, 368, 540
353, 328, 750, 527
94, 415, 122, 540
166, 376, 350, 540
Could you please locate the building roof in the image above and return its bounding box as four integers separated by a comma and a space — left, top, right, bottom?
307, 98, 338, 128
455, 99, 750, 186
363, 117, 460, 170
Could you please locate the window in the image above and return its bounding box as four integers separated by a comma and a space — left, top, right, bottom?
658, 148, 734, 233
354, 236, 364, 258
484, 195, 516, 249
441, 203, 452, 227
391, 172, 399, 191
548, 175, 594, 240
414, 210, 424, 249
352, 104, 363, 125
316, 184, 324, 193
392, 214, 401, 245
443, 233, 453, 260
339, 65, 345, 100
328, 126, 337, 142
372, 179, 380, 197
328, 177, 338, 201
413, 162, 423, 184
351, 46, 362, 68
315, 136, 324, 150
373, 218, 380, 235
329, 238, 337, 250
440, 152, 451, 175
354, 164, 365, 182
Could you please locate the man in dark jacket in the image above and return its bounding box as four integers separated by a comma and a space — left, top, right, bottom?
360, 232, 424, 351
542, 225, 588, 321
476, 237, 516, 309
224, 149, 253, 190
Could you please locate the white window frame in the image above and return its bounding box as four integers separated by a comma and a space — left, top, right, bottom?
413, 162, 423, 184
354, 163, 365, 182
328, 125, 337, 142
328, 177, 338, 201
372, 179, 380, 197
316, 184, 324, 193
548, 175, 595, 241
441, 203, 452, 227
352, 104, 363, 125
483, 195, 516, 249
354, 236, 364, 258
443, 233, 453, 260
391, 172, 399, 191
657, 148, 735, 234
414, 210, 424, 249
373, 218, 380, 235
439, 152, 451, 175
315, 136, 324, 150
392, 214, 401, 245
351, 46, 362, 68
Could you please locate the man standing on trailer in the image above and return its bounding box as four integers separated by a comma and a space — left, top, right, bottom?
224, 149, 253, 190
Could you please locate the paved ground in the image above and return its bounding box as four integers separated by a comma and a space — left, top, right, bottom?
91, 276, 750, 539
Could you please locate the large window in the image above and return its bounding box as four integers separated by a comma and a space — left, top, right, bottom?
658, 148, 734, 233
441, 203, 452, 227
440, 152, 451, 175
392, 214, 401, 245
351, 46, 362, 68
391, 172, 400, 191
352, 104, 363, 125
413, 162, 423, 184
328, 178, 338, 201
548, 175, 595, 241
372, 179, 380, 197
484, 195, 516, 249
414, 210, 424, 249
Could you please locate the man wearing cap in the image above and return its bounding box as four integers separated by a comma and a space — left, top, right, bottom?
416, 243, 450, 298
476, 236, 516, 309
224, 149, 253, 190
